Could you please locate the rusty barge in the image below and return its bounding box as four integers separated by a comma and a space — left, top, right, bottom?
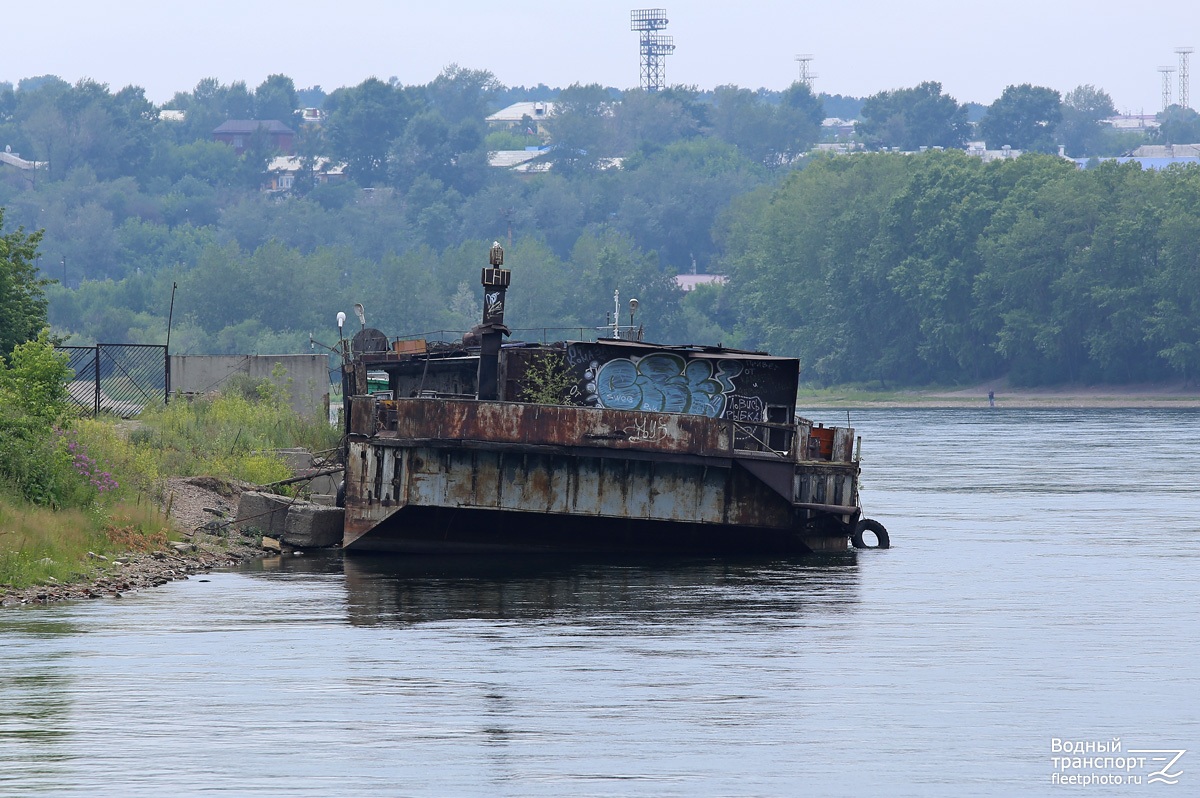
339, 244, 887, 555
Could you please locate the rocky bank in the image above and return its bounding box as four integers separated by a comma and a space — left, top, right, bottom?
0, 476, 274, 608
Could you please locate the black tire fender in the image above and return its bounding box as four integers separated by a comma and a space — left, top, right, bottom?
852, 518, 890, 549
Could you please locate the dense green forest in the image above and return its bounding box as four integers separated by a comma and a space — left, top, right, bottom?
2, 68, 1200, 386
723, 151, 1200, 385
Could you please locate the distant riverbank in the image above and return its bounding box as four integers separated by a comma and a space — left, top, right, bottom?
798, 379, 1200, 409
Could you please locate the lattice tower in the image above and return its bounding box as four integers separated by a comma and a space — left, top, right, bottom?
1160, 66, 1176, 111
631, 8, 675, 91
794, 55, 818, 90
1177, 47, 1194, 108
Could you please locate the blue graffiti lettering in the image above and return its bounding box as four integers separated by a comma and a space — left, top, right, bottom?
587, 354, 741, 417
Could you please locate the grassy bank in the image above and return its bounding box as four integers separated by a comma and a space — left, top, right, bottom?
1, 342, 339, 594
0, 501, 170, 590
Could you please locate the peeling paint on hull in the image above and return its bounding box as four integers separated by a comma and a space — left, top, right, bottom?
343, 397, 859, 555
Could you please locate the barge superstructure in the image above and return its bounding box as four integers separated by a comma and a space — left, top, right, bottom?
339, 244, 886, 554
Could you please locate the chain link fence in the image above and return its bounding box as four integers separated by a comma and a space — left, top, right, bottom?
59, 344, 169, 418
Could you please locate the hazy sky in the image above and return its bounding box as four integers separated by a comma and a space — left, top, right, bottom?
5, 0, 1196, 113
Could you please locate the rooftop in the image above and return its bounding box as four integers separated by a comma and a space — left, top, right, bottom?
267, 156, 345, 174
213, 119, 295, 135
486, 101, 556, 124
488, 149, 549, 169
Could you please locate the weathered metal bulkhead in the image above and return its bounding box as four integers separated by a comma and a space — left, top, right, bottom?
337, 243, 872, 555
343, 396, 859, 553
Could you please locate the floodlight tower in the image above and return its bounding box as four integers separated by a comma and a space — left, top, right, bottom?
631, 8, 675, 91
1176, 47, 1194, 108
794, 54, 818, 90
1160, 65, 1176, 111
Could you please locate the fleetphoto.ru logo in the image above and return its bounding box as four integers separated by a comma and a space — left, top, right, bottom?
1051, 738, 1187, 787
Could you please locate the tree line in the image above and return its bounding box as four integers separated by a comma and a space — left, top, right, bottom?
2, 67, 1200, 387
722, 150, 1200, 386
0, 68, 823, 353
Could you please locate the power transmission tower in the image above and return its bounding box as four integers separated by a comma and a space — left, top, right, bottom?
631, 9, 675, 91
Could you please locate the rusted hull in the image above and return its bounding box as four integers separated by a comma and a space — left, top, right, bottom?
355, 396, 737, 457
345, 506, 842, 555
338, 258, 874, 555
343, 408, 859, 552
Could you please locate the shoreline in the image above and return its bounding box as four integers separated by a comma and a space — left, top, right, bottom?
4, 385, 1197, 607
0, 537, 266, 607
0, 476, 270, 608
798, 381, 1200, 409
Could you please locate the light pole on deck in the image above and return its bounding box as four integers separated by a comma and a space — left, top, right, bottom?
477, 242, 511, 401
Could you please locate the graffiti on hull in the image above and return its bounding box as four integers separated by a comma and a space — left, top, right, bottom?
583, 353, 743, 418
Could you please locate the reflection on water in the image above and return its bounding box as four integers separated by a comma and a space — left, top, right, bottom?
2, 409, 1198, 797
0, 618, 78, 791
250, 550, 862, 626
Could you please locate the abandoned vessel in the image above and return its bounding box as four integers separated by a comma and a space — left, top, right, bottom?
339, 244, 887, 555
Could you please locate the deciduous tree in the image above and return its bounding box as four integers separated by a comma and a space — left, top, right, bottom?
324, 78, 418, 184
0, 208, 48, 356
856, 81, 971, 151
1059, 85, 1115, 157
1154, 105, 1200, 144
254, 74, 299, 123
545, 83, 617, 173
978, 84, 1062, 153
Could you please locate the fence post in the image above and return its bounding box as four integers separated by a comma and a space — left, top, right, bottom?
93, 345, 101, 416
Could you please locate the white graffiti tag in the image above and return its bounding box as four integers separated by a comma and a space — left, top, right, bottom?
624, 415, 671, 443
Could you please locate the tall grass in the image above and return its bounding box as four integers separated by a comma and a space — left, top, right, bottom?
0, 499, 169, 590
77, 381, 341, 495
2, 354, 341, 593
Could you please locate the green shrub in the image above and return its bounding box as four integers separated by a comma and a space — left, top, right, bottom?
0, 332, 91, 507
519, 352, 576, 405
0, 330, 73, 424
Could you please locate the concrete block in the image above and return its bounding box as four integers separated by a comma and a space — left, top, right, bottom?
306, 473, 340, 495
235, 491, 291, 536
276, 448, 315, 471
282, 503, 344, 548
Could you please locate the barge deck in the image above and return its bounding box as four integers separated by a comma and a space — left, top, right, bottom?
338, 243, 886, 554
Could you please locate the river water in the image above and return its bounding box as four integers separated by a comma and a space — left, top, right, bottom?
1, 409, 1197, 796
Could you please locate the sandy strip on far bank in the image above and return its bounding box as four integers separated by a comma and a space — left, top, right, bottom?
799, 381, 1200, 409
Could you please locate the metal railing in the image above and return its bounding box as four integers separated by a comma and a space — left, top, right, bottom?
391, 327, 619, 346
728, 420, 796, 459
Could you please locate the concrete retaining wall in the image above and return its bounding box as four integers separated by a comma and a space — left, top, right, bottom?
170, 354, 331, 419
